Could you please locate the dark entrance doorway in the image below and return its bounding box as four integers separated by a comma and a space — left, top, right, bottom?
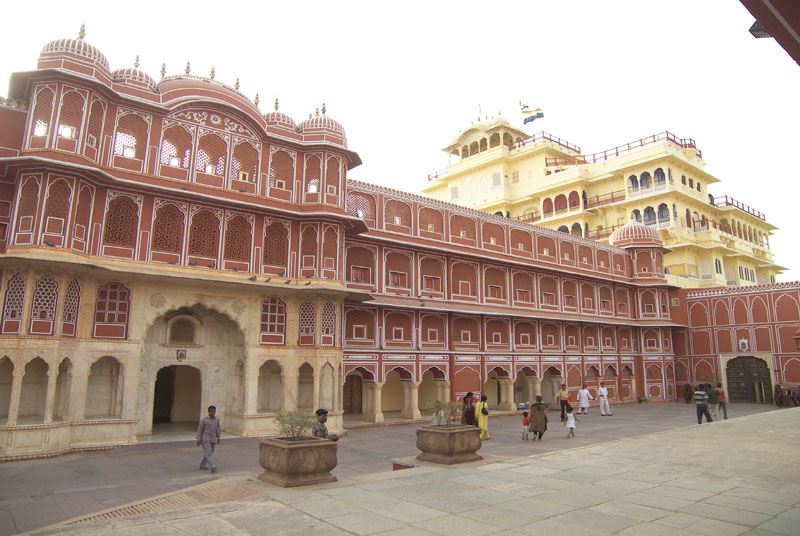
726, 356, 773, 403
153, 365, 202, 424
343, 374, 362, 414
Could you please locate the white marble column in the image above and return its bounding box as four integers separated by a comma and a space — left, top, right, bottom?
6, 368, 23, 426
43, 364, 57, 424
371, 382, 384, 423
243, 356, 258, 414
402, 381, 421, 419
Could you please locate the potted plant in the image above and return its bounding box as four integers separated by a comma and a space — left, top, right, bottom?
257, 410, 338, 487
416, 400, 483, 465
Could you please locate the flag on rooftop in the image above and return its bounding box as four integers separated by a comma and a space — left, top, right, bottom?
521, 102, 544, 124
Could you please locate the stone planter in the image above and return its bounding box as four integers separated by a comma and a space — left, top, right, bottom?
416, 425, 483, 464
258, 436, 338, 487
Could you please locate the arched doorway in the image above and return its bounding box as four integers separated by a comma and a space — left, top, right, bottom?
153, 365, 201, 427
726, 356, 773, 403
343, 373, 363, 414
541, 366, 562, 407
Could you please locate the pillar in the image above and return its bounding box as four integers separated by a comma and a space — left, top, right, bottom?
43, 364, 58, 424
498, 379, 515, 411
312, 365, 320, 411
436, 381, 451, 403
370, 382, 384, 423
630, 375, 638, 401
402, 381, 421, 420
283, 365, 298, 411
121, 359, 140, 420
243, 356, 258, 414
6, 367, 23, 426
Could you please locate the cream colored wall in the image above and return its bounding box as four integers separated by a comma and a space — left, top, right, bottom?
381, 371, 404, 412
417, 372, 439, 409
170, 366, 201, 422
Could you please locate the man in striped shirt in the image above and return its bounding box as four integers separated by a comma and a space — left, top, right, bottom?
693, 385, 713, 424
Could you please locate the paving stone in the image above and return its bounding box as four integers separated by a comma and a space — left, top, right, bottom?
413, 514, 502, 535
364, 500, 446, 523
289, 497, 365, 517
617, 523, 704, 536
681, 502, 772, 527
501, 497, 578, 517
550, 508, 641, 532
514, 517, 613, 535
756, 517, 800, 536
724, 488, 799, 507
646, 484, 718, 502
620, 490, 696, 511
703, 494, 790, 516
536, 490, 608, 508
777, 507, 800, 521
589, 500, 671, 522
687, 517, 750, 536
324, 511, 406, 536
457, 506, 544, 529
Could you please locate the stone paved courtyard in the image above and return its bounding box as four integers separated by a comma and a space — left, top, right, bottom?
0, 402, 793, 535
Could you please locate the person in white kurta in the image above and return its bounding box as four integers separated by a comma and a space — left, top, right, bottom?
597, 382, 612, 416
576, 385, 593, 414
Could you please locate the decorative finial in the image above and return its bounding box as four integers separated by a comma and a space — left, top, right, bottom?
254, 92, 260, 106
78, 23, 86, 40
309, 113, 312, 119
160, 62, 166, 79
134, 55, 140, 69
185, 61, 190, 75
315, 107, 319, 117
210, 66, 215, 79
274, 97, 279, 111
478, 104, 482, 121
321, 101, 326, 115
234, 77, 240, 90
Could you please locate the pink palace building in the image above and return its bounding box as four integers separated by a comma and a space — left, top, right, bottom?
0, 29, 798, 459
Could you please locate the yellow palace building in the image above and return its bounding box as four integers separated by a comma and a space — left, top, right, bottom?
420, 117, 784, 288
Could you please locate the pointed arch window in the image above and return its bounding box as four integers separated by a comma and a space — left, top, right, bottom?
321, 301, 335, 346
260, 298, 286, 345
29, 275, 58, 335
62, 279, 80, 337
299, 300, 315, 346
93, 282, 130, 339
1, 273, 26, 334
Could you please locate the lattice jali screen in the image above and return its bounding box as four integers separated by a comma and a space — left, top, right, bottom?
299, 300, 315, 335
169, 319, 195, 344
189, 210, 220, 257
16, 179, 40, 231
270, 151, 294, 187
59, 91, 85, 129
263, 223, 288, 267
196, 134, 227, 175
33, 88, 54, 135
62, 279, 80, 323
152, 204, 184, 253
323, 228, 337, 259
345, 193, 374, 219
261, 298, 286, 335
114, 114, 148, 159
95, 282, 130, 325
103, 196, 138, 247
2, 274, 26, 320
224, 216, 252, 261
160, 126, 192, 167
45, 180, 72, 221
31, 275, 58, 320
321, 301, 335, 336
230, 142, 258, 182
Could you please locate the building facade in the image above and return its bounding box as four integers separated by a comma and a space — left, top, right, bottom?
0, 31, 797, 460
420, 118, 784, 289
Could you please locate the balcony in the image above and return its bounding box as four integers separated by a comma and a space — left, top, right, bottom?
511, 210, 541, 224
584, 189, 625, 209
627, 181, 669, 198
711, 195, 766, 221
545, 130, 702, 167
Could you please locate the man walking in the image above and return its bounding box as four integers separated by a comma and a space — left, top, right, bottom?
597, 381, 612, 416
693, 385, 713, 424
557, 383, 570, 422
196, 405, 221, 473
713, 382, 728, 419
576, 384, 594, 414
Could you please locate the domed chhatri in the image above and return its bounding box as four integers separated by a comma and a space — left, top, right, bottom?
112, 56, 158, 93
264, 97, 297, 130
39, 24, 111, 74
298, 103, 346, 140
609, 219, 663, 248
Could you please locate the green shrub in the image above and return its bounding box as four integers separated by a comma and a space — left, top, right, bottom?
274, 410, 318, 438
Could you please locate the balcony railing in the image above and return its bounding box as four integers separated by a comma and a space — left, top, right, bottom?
514, 131, 581, 153
711, 195, 766, 221
545, 131, 701, 167
627, 181, 669, 197
584, 189, 625, 209
511, 211, 541, 224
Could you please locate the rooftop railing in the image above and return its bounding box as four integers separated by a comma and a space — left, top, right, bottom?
545, 131, 701, 167
711, 195, 766, 221
585, 189, 626, 209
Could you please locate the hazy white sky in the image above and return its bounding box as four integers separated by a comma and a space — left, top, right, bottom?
2, 1, 798, 281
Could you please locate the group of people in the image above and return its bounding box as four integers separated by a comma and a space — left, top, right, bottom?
692, 383, 728, 424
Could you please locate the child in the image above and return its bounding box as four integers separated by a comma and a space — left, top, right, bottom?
522, 411, 530, 440
563, 405, 581, 438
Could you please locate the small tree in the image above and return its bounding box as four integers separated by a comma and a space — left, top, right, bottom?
274, 410, 318, 439
425, 400, 459, 426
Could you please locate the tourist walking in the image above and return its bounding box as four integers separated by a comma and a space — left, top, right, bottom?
576, 384, 594, 414
461, 392, 476, 426
557, 383, 570, 422
529, 395, 548, 441
196, 405, 221, 473
597, 381, 613, 416
693, 384, 713, 424
521, 411, 530, 440
563, 405, 580, 438
475, 395, 490, 440
713, 383, 728, 419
